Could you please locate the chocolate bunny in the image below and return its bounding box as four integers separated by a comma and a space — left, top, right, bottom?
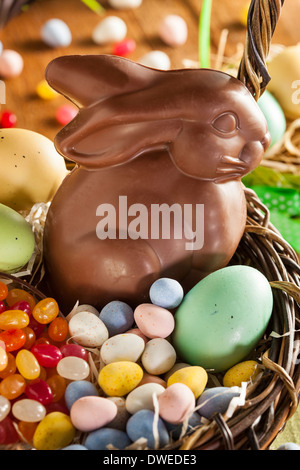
43, 55, 270, 312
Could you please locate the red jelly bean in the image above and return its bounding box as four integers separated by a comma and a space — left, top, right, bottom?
25, 378, 53, 405
31, 343, 63, 367
10, 301, 31, 316
0, 416, 20, 445
112, 38, 136, 56
28, 316, 46, 337
45, 402, 69, 415
0, 300, 6, 313
0, 110, 17, 128
0, 329, 26, 352
60, 343, 89, 361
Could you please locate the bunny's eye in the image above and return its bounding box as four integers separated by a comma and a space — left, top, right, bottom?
212, 113, 238, 134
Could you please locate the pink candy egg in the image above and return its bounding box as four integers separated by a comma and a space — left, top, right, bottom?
157, 383, 195, 424
159, 15, 188, 47
56, 104, 77, 126
134, 303, 175, 339
0, 50, 23, 79
70, 396, 117, 432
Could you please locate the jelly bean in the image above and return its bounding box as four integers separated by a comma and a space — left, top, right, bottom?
16, 349, 40, 380
0, 329, 26, 352
45, 402, 69, 415
0, 352, 16, 378
0, 416, 20, 445
41, 19, 72, 48
223, 360, 260, 387
36, 79, 58, 100
28, 316, 46, 337
157, 383, 195, 425
10, 300, 31, 315
84, 427, 131, 450
112, 39, 136, 57
159, 15, 188, 47
18, 420, 38, 443
64, 380, 99, 410
31, 343, 63, 368
0, 310, 29, 330
56, 104, 77, 126
107, 397, 130, 431
25, 378, 53, 405
141, 338, 176, 375
0, 373, 26, 399
32, 298, 59, 324
68, 311, 108, 347
0, 49, 23, 78
70, 396, 117, 432
98, 361, 143, 397
60, 343, 89, 361
12, 398, 46, 422
125, 383, 165, 414
139, 50, 171, 70
0, 110, 17, 128
167, 366, 208, 399
134, 304, 175, 339
0, 395, 11, 421
100, 333, 145, 364
48, 317, 68, 342
92, 16, 127, 45
33, 412, 76, 450
56, 356, 90, 381
0, 300, 5, 313
149, 278, 184, 309
0, 280, 8, 300
196, 387, 241, 420
6, 288, 35, 311
0, 347, 8, 372
22, 327, 36, 350
126, 409, 169, 449
99, 300, 134, 337
46, 374, 66, 403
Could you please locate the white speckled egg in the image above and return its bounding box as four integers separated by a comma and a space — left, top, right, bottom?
92, 16, 127, 45
141, 338, 176, 375
68, 311, 109, 347
125, 382, 165, 414
100, 333, 145, 364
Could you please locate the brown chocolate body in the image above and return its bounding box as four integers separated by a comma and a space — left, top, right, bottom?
43, 55, 270, 312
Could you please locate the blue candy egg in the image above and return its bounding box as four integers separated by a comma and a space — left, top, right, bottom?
149, 278, 184, 309
196, 387, 241, 420
64, 380, 99, 410
41, 19, 72, 48
164, 411, 202, 440
99, 300, 134, 336
277, 442, 300, 450
84, 428, 131, 450
126, 409, 169, 449
61, 444, 88, 450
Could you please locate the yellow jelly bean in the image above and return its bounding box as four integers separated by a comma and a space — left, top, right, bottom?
32, 298, 59, 324
36, 79, 58, 100
0, 310, 29, 330
223, 360, 260, 387
0, 346, 8, 372
167, 365, 208, 399
16, 349, 40, 380
33, 412, 76, 450
240, 1, 250, 27
98, 361, 143, 397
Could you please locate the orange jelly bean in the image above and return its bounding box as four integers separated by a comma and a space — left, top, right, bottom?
0, 281, 8, 301
46, 374, 66, 402
6, 288, 36, 311
0, 310, 30, 330
32, 298, 59, 324
18, 420, 38, 443
22, 327, 36, 350
0, 352, 16, 378
48, 317, 68, 342
0, 329, 26, 352
0, 373, 26, 400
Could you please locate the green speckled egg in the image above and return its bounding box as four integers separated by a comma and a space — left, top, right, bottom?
0, 203, 35, 273
258, 90, 286, 147
172, 266, 273, 372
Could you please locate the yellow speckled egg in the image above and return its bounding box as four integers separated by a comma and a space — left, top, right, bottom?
98, 361, 143, 396
223, 360, 260, 387
0, 128, 68, 211
33, 411, 76, 450
167, 366, 208, 399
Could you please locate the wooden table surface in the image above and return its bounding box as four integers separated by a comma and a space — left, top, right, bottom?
0, 0, 300, 141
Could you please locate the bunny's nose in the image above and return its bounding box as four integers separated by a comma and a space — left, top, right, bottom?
261, 132, 271, 151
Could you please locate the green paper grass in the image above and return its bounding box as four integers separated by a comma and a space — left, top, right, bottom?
199, 0, 212, 68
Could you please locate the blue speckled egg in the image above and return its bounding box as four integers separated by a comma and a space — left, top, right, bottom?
99, 300, 134, 336
126, 409, 169, 449
149, 278, 184, 309
164, 411, 202, 440
196, 387, 241, 420
41, 19, 72, 48
61, 444, 88, 450
64, 380, 99, 410
84, 427, 131, 450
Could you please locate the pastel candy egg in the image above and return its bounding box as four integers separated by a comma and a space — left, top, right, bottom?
100, 333, 145, 364
126, 409, 169, 449
62, 444, 88, 450
134, 303, 175, 339
99, 300, 134, 336
125, 383, 166, 414
107, 397, 131, 431
33, 412, 76, 450
84, 428, 131, 450
149, 278, 184, 309
41, 19, 72, 48
165, 411, 202, 440
56, 356, 90, 381
70, 396, 117, 432
92, 16, 127, 45
196, 387, 241, 420
139, 50, 171, 70
0, 49, 23, 78
64, 380, 99, 410
139, 373, 167, 387
98, 361, 143, 396
173, 266, 273, 372
167, 366, 208, 399
56, 104, 77, 126
277, 442, 300, 450
157, 383, 195, 424
258, 90, 286, 147
223, 360, 260, 387
0, 203, 35, 273
68, 311, 108, 347
141, 338, 176, 375
159, 15, 188, 47
108, 0, 142, 8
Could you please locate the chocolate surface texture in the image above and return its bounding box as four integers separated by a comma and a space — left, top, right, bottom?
43, 55, 270, 312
